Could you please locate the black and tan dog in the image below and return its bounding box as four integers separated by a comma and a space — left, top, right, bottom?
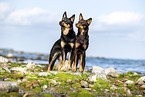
72, 13, 92, 72
47, 12, 75, 72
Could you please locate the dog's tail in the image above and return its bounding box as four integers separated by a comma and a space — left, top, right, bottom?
49, 52, 61, 70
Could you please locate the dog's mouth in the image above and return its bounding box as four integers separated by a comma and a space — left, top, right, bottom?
62, 22, 70, 28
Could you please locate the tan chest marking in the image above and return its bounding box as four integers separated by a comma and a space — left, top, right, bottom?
63, 28, 70, 35
75, 42, 80, 48
69, 43, 74, 48
81, 29, 85, 35
83, 44, 87, 49
61, 41, 66, 48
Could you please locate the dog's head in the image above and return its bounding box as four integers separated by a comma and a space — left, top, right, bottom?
76, 13, 92, 31
59, 11, 75, 29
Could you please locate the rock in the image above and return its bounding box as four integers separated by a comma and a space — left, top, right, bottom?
88, 66, 107, 81
136, 76, 145, 85
38, 72, 51, 76
133, 72, 139, 75
89, 84, 94, 88
22, 78, 28, 82
105, 67, 122, 77
10, 67, 27, 74
49, 71, 58, 75
0, 56, 9, 63
1, 63, 11, 73
26, 62, 35, 70
71, 72, 82, 77
125, 80, 135, 85
67, 79, 73, 83
4, 78, 10, 81
124, 87, 133, 96
140, 85, 145, 89
7, 53, 13, 57
43, 85, 48, 90
81, 81, 89, 88
0, 81, 19, 93
110, 85, 118, 90
50, 79, 58, 85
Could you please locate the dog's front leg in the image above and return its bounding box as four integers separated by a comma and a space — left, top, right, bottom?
68, 43, 74, 70
68, 51, 73, 70
79, 53, 84, 72
82, 51, 86, 70
72, 54, 77, 72
61, 50, 66, 71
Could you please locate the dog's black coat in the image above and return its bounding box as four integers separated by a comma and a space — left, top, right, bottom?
47, 12, 75, 72
72, 13, 92, 72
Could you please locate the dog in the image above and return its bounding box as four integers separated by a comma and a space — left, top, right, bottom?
72, 13, 92, 72
47, 12, 75, 72
59, 11, 76, 71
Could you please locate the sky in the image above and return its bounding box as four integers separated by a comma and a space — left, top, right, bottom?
0, 0, 145, 59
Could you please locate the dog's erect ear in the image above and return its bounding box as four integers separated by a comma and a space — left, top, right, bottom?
86, 18, 92, 25
70, 14, 75, 22
62, 11, 67, 20
79, 13, 83, 21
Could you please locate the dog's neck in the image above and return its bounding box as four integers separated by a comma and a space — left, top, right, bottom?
77, 28, 88, 36
61, 27, 73, 35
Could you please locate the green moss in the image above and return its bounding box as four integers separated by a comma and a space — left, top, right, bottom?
117, 74, 124, 78
10, 63, 23, 67
0, 92, 10, 97
91, 84, 100, 90
9, 92, 20, 97
79, 89, 90, 93
68, 92, 78, 97
94, 89, 105, 96
125, 71, 133, 76
7, 78, 17, 81
14, 73, 23, 79
21, 88, 31, 91
27, 77, 38, 81
78, 89, 94, 97
54, 87, 71, 94
72, 83, 81, 89
32, 87, 43, 94
19, 81, 26, 87
81, 74, 88, 80
40, 79, 49, 86
113, 88, 126, 95
55, 73, 81, 81
96, 78, 111, 89
41, 93, 54, 97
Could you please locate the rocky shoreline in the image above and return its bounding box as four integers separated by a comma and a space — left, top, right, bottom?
0, 56, 145, 97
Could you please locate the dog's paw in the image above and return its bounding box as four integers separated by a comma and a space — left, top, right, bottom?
72, 68, 76, 72
67, 67, 72, 70
61, 67, 66, 71
79, 69, 83, 72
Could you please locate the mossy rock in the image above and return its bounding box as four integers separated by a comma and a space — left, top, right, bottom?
7, 78, 17, 81
72, 83, 81, 89
79, 89, 90, 93
14, 73, 23, 79
55, 73, 81, 81
91, 84, 100, 90
81, 74, 88, 80
9, 92, 20, 97
125, 71, 133, 76
93, 89, 106, 96
41, 93, 54, 97
32, 87, 43, 94
78, 89, 94, 97
54, 87, 71, 94
68, 92, 78, 97
0, 92, 10, 97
